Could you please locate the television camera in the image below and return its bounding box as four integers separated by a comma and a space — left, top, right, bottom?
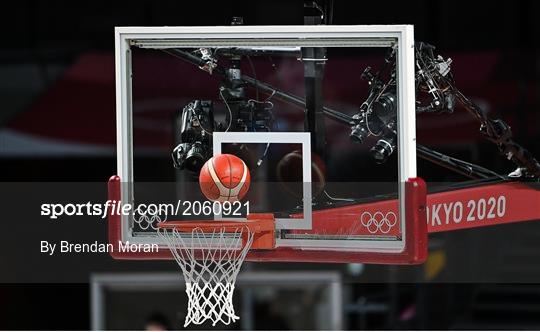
169, 41, 540, 180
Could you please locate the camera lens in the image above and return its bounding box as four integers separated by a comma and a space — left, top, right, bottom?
370, 134, 396, 164
185, 142, 206, 172
368, 93, 396, 135
350, 123, 369, 143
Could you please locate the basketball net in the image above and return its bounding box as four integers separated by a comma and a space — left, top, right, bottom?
158, 225, 254, 327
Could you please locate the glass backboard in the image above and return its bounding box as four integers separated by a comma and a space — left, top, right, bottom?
109, 25, 427, 263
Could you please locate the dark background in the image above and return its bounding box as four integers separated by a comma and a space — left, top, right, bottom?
1, 0, 540, 330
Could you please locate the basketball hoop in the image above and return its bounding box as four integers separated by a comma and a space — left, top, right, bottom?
157, 214, 275, 327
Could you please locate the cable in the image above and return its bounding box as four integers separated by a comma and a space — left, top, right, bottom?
219, 89, 233, 132
417, 144, 505, 180
257, 143, 270, 167
188, 103, 214, 136
323, 190, 354, 202
163, 48, 354, 125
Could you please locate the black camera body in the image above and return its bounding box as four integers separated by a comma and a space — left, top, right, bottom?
171, 51, 277, 173
349, 44, 460, 164
172, 96, 274, 172
228, 100, 273, 132
172, 100, 214, 172
350, 90, 398, 164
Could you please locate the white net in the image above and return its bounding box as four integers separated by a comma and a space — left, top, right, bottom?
158, 225, 254, 327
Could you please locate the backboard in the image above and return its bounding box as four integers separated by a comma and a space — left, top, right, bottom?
109, 25, 427, 264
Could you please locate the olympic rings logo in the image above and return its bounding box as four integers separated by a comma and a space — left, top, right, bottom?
360, 211, 397, 234
133, 205, 168, 231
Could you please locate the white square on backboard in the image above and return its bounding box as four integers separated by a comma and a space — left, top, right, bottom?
213, 132, 312, 230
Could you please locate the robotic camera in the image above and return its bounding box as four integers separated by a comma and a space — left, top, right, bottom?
168, 39, 540, 180
349, 43, 456, 164
171, 49, 274, 172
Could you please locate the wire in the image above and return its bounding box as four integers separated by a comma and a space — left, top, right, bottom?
364, 77, 395, 137
247, 98, 274, 112
188, 104, 214, 136
324, 190, 355, 202
364, 111, 380, 137
248, 95, 275, 167
417, 144, 505, 180
257, 143, 271, 167
219, 89, 233, 132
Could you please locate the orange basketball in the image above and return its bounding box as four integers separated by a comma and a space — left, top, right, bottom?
199, 154, 251, 202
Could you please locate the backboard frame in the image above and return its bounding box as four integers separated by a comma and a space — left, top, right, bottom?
112, 25, 425, 263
